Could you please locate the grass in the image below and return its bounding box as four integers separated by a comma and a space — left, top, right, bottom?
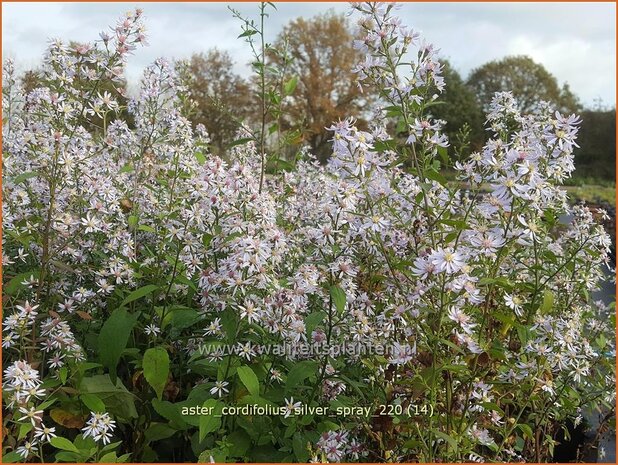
563, 185, 616, 207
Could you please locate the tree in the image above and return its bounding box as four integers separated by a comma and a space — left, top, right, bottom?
575, 109, 616, 182
430, 60, 484, 156
272, 12, 370, 162
185, 49, 252, 156
21, 69, 42, 94
467, 55, 580, 114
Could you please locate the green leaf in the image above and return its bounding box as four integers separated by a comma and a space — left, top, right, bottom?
51, 437, 80, 453
220, 308, 237, 343
433, 430, 458, 452
13, 171, 38, 184
170, 308, 201, 332
424, 168, 448, 186
437, 145, 449, 165
227, 430, 251, 458
37, 398, 58, 411
384, 105, 403, 117
284, 76, 298, 95
73, 435, 94, 452
80, 394, 106, 413
293, 433, 310, 462
199, 399, 222, 442
517, 423, 534, 440
194, 151, 206, 165
4, 270, 40, 295
98, 308, 138, 382
330, 286, 346, 314
540, 290, 554, 314
286, 361, 319, 391
317, 420, 340, 433
138, 224, 156, 233
236, 365, 259, 397
18, 422, 33, 440
80, 375, 138, 420
56, 451, 84, 462
151, 399, 188, 430
480, 402, 504, 415
99, 452, 118, 463
144, 423, 177, 443
100, 441, 122, 453
58, 366, 68, 384
2, 452, 24, 463
143, 347, 170, 400
228, 137, 253, 148
304, 311, 326, 335
238, 29, 258, 38
236, 394, 275, 407
198, 449, 227, 463
127, 215, 138, 229
202, 233, 213, 248
121, 284, 158, 307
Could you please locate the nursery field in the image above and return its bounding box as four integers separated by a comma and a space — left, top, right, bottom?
2, 2, 616, 464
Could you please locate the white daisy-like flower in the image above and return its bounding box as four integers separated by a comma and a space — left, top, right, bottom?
16, 440, 38, 459
144, 324, 161, 336
209, 380, 229, 398
504, 293, 524, 317
18, 406, 44, 426
283, 397, 302, 418
82, 412, 116, 445
34, 424, 57, 442
431, 247, 466, 274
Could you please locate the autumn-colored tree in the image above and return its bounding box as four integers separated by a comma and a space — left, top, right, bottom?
21, 69, 42, 95
185, 49, 253, 156
271, 12, 370, 162
467, 55, 580, 114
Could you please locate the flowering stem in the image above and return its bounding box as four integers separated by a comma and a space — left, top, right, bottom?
258, 3, 267, 194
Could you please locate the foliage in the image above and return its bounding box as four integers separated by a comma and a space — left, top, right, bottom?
467, 55, 581, 114
2, 3, 615, 464
429, 60, 484, 155
573, 109, 616, 182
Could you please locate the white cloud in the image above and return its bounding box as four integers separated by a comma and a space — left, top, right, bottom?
2, 1, 615, 107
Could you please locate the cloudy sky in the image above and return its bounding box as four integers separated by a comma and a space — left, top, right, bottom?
3, 2, 616, 108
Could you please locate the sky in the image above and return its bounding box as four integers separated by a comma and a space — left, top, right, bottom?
2, 2, 616, 108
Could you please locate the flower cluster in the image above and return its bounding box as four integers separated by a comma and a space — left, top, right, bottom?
315, 430, 366, 462
3, 360, 45, 406
82, 412, 117, 445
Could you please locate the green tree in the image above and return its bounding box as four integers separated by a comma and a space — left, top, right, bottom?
467, 55, 580, 114
575, 109, 616, 182
430, 60, 484, 156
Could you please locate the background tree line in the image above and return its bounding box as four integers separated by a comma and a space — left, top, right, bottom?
21, 12, 615, 183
